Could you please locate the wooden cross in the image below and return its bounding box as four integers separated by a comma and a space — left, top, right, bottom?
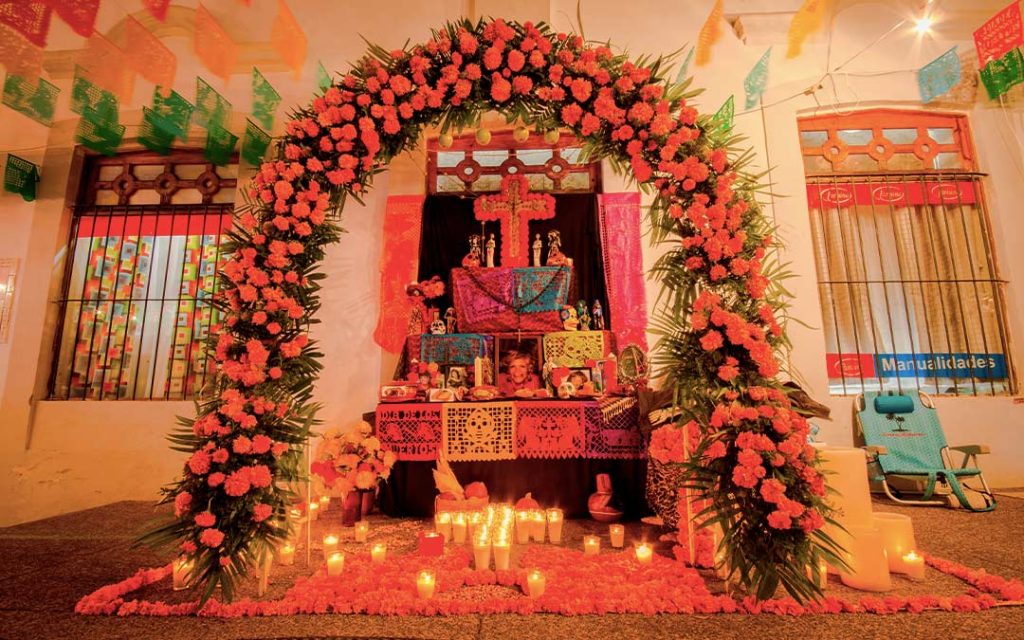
473, 175, 556, 268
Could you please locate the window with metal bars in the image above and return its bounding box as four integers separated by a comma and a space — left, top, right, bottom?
799, 109, 1014, 396
49, 150, 237, 400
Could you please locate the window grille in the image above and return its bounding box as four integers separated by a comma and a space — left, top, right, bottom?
49, 150, 236, 400
799, 110, 1014, 396
427, 130, 600, 194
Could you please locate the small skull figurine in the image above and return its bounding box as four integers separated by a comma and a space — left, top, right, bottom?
557, 380, 576, 399
429, 309, 446, 335
462, 234, 482, 268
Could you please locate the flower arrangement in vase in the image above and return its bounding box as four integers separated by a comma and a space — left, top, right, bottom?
312, 421, 397, 524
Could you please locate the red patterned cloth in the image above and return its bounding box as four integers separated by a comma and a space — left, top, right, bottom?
373, 195, 426, 353
0, 1, 52, 47
375, 403, 442, 461
515, 401, 585, 458
450, 266, 569, 333
583, 397, 645, 459
598, 193, 648, 350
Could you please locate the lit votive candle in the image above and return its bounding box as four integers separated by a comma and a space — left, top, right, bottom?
473, 538, 491, 571
531, 511, 546, 543
172, 557, 194, 591
902, 551, 926, 581
322, 533, 339, 560
452, 513, 468, 544
635, 543, 653, 564
318, 495, 331, 512
435, 511, 452, 540
493, 538, 511, 571
327, 551, 345, 576
307, 501, 319, 521
584, 535, 601, 555
278, 544, 296, 566
516, 511, 531, 544
417, 570, 436, 599
468, 511, 483, 538
527, 569, 546, 598
354, 520, 370, 542
609, 524, 625, 548
371, 543, 387, 564
546, 508, 563, 544
289, 508, 304, 522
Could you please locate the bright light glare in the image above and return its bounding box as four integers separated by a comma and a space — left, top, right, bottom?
914, 16, 933, 33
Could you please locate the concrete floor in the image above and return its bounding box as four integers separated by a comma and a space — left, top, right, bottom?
0, 497, 1022, 640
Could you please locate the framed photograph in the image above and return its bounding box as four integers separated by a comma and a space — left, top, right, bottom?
495, 336, 542, 396
445, 366, 468, 389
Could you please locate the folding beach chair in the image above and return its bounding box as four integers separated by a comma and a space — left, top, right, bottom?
855, 391, 996, 512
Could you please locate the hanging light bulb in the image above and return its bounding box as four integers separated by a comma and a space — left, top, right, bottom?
914, 15, 933, 33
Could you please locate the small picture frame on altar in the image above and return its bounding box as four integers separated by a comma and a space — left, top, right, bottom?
566, 368, 596, 395
445, 366, 468, 389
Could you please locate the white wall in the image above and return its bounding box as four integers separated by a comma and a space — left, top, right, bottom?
1, 0, 1022, 525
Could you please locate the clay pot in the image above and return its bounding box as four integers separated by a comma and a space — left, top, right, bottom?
588, 473, 623, 522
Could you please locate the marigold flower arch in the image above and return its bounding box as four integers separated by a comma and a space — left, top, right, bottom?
141, 17, 841, 604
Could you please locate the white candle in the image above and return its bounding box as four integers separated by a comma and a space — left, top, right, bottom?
355, 520, 369, 543
473, 539, 491, 570
527, 569, 546, 598
515, 511, 531, 544
417, 570, 436, 599
584, 535, 601, 555
839, 526, 892, 592
435, 512, 452, 540
452, 513, 468, 544
474, 357, 483, 387
902, 551, 926, 581
278, 544, 296, 566
492, 538, 511, 570
531, 511, 546, 543
318, 495, 331, 512
371, 543, 387, 564
609, 524, 625, 548
635, 543, 653, 564
172, 557, 193, 591
545, 509, 563, 544
322, 533, 339, 560
326, 551, 345, 576
873, 512, 918, 573
307, 501, 319, 521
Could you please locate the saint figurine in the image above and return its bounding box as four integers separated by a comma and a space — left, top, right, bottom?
444, 307, 457, 334
462, 234, 482, 268
485, 233, 496, 268
576, 300, 591, 331
532, 233, 543, 267
592, 300, 605, 330
545, 230, 571, 266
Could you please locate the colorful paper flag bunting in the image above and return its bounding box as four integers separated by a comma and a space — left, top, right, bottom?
2, 74, 58, 126
205, 123, 238, 166
980, 46, 1024, 100
241, 119, 271, 166
787, 0, 828, 59
317, 60, 332, 91
139, 107, 177, 155
0, 22, 45, 82
918, 47, 961, 104
79, 33, 135, 101
125, 16, 177, 95
41, 0, 98, 38
4, 154, 39, 202
744, 48, 771, 109
194, 3, 237, 82
142, 0, 170, 22
71, 67, 118, 120
695, 0, 723, 67
0, 1, 52, 48
252, 68, 281, 131
711, 95, 734, 136
194, 77, 231, 130
75, 111, 124, 156
271, 0, 306, 79
150, 87, 193, 140
674, 48, 694, 86
973, 0, 1024, 67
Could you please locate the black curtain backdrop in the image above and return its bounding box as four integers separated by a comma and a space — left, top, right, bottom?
417, 193, 610, 330
379, 458, 650, 519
